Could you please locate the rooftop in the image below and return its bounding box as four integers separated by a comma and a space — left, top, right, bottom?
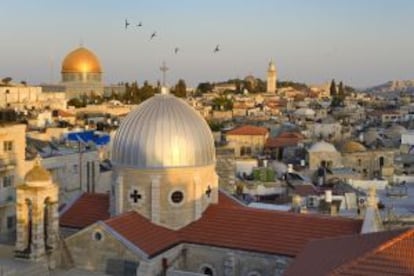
226, 125, 269, 136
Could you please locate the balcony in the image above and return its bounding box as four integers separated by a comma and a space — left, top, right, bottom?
0, 154, 16, 172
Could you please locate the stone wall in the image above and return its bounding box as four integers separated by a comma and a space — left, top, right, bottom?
178, 244, 292, 276
64, 223, 140, 275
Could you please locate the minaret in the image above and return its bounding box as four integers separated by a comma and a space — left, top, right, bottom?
267, 60, 277, 93
15, 159, 59, 261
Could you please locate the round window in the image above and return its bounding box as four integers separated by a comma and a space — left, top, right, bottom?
94, 231, 102, 241
171, 191, 184, 204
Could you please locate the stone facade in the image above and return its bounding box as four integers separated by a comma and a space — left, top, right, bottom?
0, 86, 66, 110
267, 61, 277, 94
178, 244, 291, 276
0, 124, 26, 237
64, 222, 140, 274
342, 150, 394, 180
32, 150, 102, 204
308, 150, 342, 170
226, 134, 269, 158
112, 164, 218, 230
15, 163, 59, 262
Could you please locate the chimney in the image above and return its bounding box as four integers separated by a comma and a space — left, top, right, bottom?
291, 194, 302, 213
325, 190, 332, 203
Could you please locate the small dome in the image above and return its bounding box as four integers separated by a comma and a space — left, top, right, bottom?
61, 46, 102, 73
385, 124, 407, 139
294, 108, 315, 117
342, 141, 366, 153
25, 161, 51, 183
112, 93, 215, 169
308, 141, 337, 153
364, 128, 381, 145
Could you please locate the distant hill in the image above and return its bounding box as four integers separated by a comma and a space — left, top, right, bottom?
365, 80, 414, 94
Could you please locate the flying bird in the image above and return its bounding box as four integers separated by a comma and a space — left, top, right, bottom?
150, 31, 157, 40
125, 19, 130, 29
214, 44, 220, 53
137, 22, 142, 27
174, 47, 179, 54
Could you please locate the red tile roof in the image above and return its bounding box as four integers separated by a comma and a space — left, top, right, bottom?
104, 192, 362, 258
105, 211, 179, 257
285, 228, 408, 276
265, 131, 304, 148
60, 193, 110, 229
331, 228, 414, 276
226, 125, 269, 136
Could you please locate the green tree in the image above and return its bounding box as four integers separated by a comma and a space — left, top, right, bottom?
329, 79, 337, 97
67, 98, 84, 108
172, 79, 187, 98
197, 82, 213, 94
212, 96, 233, 111
338, 81, 345, 101
1, 77, 12, 85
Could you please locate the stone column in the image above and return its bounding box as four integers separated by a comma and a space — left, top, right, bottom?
46, 202, 59, 249
223, 252, 237, 276
15, 200, 28, 252
193, 175, 201, 220
115, 174, 124, 215
151, 175, 161, 224
30, 199, 45, 261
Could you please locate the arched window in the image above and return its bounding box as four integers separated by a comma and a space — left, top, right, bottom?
199, 264, 215, 276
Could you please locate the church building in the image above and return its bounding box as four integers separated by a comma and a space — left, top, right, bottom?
53, 87, 363, 275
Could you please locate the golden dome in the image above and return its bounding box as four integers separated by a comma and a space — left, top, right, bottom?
61, 46, 102, 73
342, 141, 366, 153
25, 161, 51, 183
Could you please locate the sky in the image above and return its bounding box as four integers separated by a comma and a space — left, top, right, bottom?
2, 0, 414, 88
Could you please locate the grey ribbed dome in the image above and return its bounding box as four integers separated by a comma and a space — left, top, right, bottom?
111, 93, 215, 169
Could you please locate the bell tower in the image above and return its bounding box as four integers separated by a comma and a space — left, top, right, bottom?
267, 60, 277, 93
15, 160, 59, 261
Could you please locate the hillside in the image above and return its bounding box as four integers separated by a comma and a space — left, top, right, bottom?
365, 80, 414, 94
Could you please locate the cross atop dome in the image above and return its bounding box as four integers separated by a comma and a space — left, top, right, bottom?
160, 61, 169, 87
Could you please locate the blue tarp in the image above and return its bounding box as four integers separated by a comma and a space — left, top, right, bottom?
66, 130, 110, 146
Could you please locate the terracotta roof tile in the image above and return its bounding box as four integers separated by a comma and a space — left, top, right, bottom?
226, 125, 269, 136
285, 228, 408, 276
265, 131, 304, 148
102, 192, 362, 258
331, 228, 414, 276
105, 211, 179, 257
180, 203, 362, 257
60, 193, 110, 229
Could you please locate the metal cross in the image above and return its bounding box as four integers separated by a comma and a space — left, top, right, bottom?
160, 61, 169, 86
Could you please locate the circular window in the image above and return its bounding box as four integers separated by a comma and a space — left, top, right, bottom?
93, 231, 103, 241
200, 265, 215, 276
171, 191, 184, 204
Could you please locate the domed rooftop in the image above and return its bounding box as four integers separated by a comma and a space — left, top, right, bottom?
342, 141, 366, 153
61, 46, 102, 73
385, 124, 407, 138
111, 93, 215, 169
294, 108, 315, 117
25, 161, 51, 183
308, 141, 337, 153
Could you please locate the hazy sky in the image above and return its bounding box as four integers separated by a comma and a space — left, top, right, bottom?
2, 0, 414, 88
